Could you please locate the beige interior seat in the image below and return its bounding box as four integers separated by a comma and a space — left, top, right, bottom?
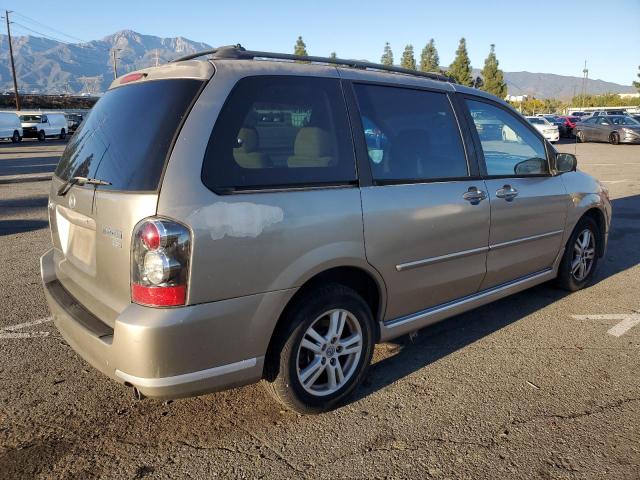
233, 127, 267, 168
287, 127, 335, 168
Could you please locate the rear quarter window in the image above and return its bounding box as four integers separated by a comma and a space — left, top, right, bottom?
55, 79, 203, 191
201, 76, 356, 193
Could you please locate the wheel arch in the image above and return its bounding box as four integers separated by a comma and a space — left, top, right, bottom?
582, 207, 607, 257
264, 264, 386, 376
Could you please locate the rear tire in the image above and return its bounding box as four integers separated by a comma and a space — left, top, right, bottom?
263, 284, 375, 414
556, 216, 600, 291
37, 130, 46, 142
609, 132, 619, 145
59, 129, 66, 140
11, 130, 19, 143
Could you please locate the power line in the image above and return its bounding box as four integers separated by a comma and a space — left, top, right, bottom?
10, 22, 74, 45
11, 11, 89, 44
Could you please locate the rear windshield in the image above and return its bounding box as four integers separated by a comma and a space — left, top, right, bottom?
55, 79, 202, 191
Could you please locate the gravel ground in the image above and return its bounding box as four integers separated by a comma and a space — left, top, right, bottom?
0, 138, 638, 479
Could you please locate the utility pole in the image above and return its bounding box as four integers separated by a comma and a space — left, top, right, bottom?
4, 10, 21, 110
111, 48, 121, 79
154, 49, 159, 67
580, 60, 588, 110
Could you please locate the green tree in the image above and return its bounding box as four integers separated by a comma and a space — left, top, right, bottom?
449, 38, 473, 86
400, 44, 416, 70
294, 36, 308, 57
419, 39, 440, 73
380, 42, 394, 66
633, 65, 640, 92
480, 44, 507, 98
329, 52, 337, 60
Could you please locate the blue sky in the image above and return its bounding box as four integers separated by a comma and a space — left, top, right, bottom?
3, 0, 640, 85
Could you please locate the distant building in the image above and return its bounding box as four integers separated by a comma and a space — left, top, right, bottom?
618, 92, 640, 99
505, 94, 529, 102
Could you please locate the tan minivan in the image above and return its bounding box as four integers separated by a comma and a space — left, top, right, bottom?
41, 46, 611, 413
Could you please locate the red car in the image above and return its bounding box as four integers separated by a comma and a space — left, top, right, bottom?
556, 116, 580, 137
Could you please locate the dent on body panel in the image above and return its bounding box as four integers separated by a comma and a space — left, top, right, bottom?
560, 171, 608, 230
187, 202, 284, 240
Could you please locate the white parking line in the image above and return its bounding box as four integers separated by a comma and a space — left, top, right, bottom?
0, 317, 53, 339
600, 180, 630, 184
572, 313, 640, 337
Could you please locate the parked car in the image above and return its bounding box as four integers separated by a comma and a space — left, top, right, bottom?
632, 114, 640, 123
583, 110, 628, 118
568, 111, 588, 117
64, 113, 84, 133
40, 47, 612, 414
575, 115, 640, 144
526, 116, 560, 142
19, 112, 68, 141
0, 111, 23, 143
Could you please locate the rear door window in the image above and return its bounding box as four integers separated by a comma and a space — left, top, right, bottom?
202, 76, 356, 193
352, 84, 468, 182
55, 79, 203, 191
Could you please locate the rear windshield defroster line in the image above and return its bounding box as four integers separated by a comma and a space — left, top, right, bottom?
54, 79, 204, 192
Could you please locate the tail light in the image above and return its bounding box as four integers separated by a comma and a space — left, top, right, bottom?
131, 218, 191, 307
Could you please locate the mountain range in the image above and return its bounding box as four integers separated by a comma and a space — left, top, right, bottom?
0, 29, 636, 99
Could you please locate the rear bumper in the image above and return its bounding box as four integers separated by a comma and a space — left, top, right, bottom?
40, 249, 291, 399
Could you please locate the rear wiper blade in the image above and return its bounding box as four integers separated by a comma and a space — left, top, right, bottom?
57, 176, 112, 196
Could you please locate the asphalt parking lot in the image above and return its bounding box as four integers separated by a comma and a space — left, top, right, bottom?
0, 138, 638, 479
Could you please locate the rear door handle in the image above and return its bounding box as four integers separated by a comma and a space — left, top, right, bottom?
495, 185, 519, 201
462, 186, 487, 205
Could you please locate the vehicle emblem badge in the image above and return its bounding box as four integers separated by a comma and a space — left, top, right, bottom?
68, 193, 76, 209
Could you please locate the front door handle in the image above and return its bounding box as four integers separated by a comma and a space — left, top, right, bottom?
495, 184, 519, 201
462, 186, 487, 205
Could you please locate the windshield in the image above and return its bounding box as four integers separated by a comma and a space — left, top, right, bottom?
527, 118, 546, 125
610, 116, 640, 125
20, 115, 41, 122
55, 79, 203, 191
544, 116, 557, 122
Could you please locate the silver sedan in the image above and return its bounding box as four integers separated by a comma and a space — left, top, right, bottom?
575, 115, 640, 144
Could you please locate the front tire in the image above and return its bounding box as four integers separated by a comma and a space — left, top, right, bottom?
263, 284, 375, 414
59, 129, 66, 140
11, 130, 19, 143
609, 132, 619, 145
576, 130, 586, 143
556, 216, 600, 291
37, 130, 46, 142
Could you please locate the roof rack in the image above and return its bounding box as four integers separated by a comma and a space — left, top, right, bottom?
170, 44, 453, 83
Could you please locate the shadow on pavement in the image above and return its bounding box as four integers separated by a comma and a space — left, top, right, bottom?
0, 219, 49, 236
0, 156, 59, 176
351, 193, 640, 404
0, 195, 49, 209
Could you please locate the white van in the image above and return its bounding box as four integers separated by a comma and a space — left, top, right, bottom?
0, 111, 23, 143
18, 111, 68, 141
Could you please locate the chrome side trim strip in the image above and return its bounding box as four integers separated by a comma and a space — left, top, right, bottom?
395, 230, 563, 272
396, 246, 489, 272
384, 269, 553, 328
489, 229, 564, 251
115, 358, 258, 388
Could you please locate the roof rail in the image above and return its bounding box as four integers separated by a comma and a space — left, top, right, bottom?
171, 44, 453, 83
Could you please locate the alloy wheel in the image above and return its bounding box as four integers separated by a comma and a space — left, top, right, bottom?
296, 309, 363, 397
571, 228, 596, 281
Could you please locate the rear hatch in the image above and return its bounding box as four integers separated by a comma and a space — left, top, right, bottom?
48, 66, 209, 326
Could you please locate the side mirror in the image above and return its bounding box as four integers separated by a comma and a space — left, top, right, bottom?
556, 153, 577, 173
514, 157, 547, 175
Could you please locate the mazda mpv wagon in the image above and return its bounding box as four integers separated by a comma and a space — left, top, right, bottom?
41, 46, 611, 413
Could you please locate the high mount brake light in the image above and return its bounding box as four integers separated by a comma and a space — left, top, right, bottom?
131, 218, 190, 307
120, 73, 147, 84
